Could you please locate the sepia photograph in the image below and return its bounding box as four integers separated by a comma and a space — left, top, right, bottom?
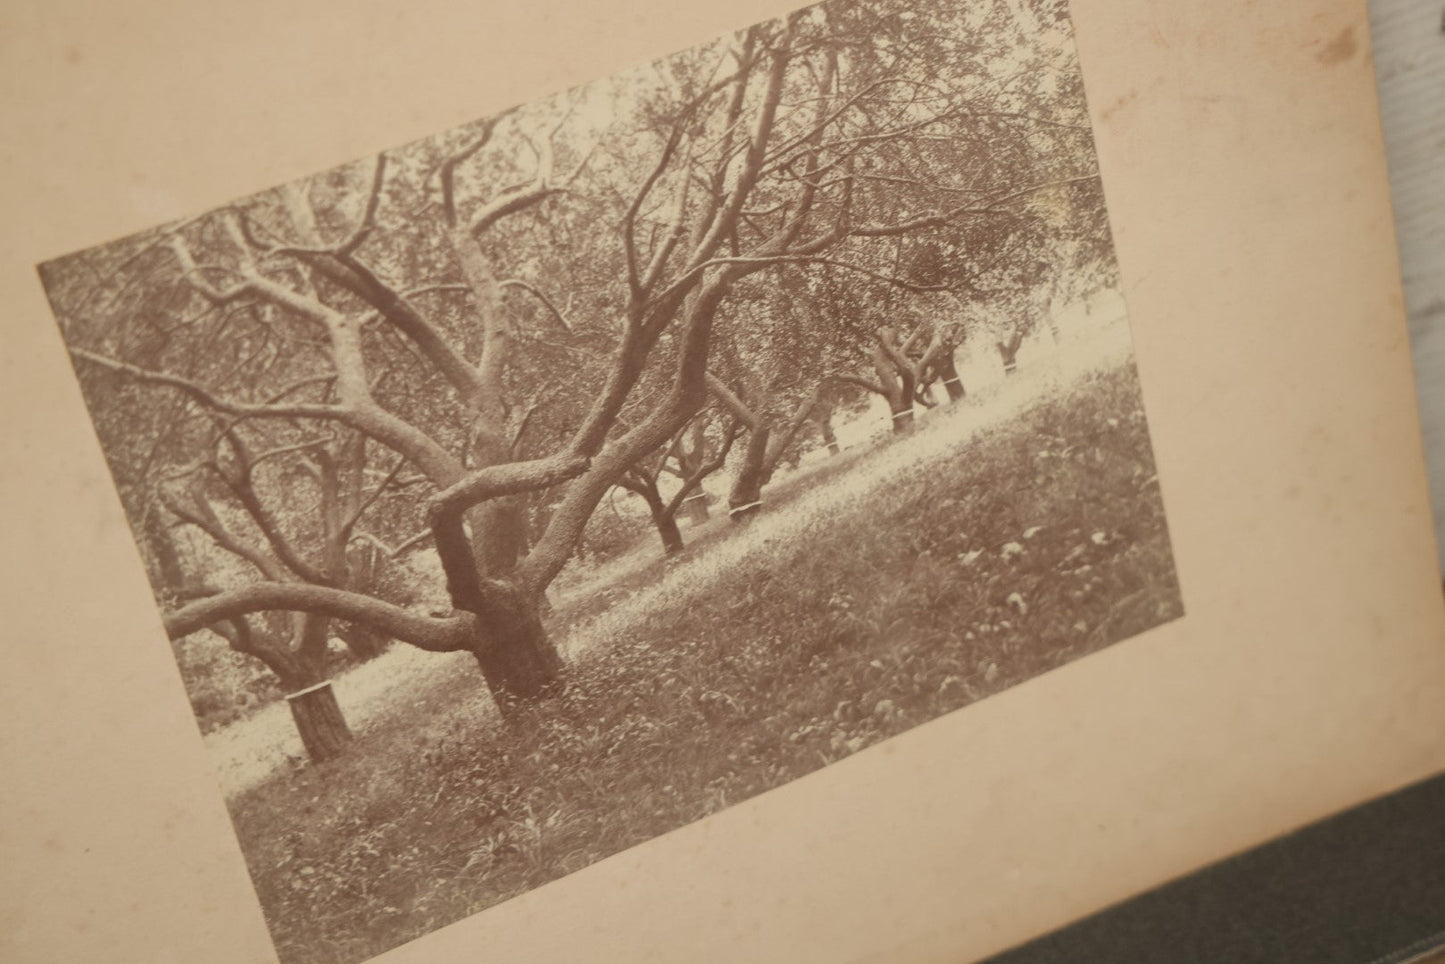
36, 0, 1183, 961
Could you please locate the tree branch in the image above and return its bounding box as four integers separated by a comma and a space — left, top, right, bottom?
439, 121, 500, 227
215, 428, 333, 586
499, 278, 574, 332
704, 372, 759, 428
164, 583, 475, 653
337, 454, 407, 542
851, 175, 1101, 237
70, 348, 344, 421
338, 153, 389, 255
162, 488, 291, 584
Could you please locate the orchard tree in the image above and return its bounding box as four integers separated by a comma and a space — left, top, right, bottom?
617, 407, 741, 553
45, 0, 1109, 726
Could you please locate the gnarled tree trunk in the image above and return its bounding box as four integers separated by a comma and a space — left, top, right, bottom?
467, 580, 563, 714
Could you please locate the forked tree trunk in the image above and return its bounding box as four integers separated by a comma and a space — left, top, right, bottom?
997, 333, 1023, 377
458, 471, 565, 706
869, 335, 915, 436
467, 427, 534, 578
473, 496, 531, 575
635, 482, 685, 555
474, 559, 565, 710
285, 680, 353, 763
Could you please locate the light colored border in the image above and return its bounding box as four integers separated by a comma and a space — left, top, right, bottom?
2, 0, 1442, 962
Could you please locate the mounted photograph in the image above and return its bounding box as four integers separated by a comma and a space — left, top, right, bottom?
37, 0, 1183, 961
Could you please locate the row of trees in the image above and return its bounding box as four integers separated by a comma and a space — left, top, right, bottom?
42, 0, 1118, 760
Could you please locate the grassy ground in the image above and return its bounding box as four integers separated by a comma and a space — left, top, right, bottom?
228, 360, 1182, 964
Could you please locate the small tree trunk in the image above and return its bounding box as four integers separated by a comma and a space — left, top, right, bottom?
636, 483, 685, 555
212, 617, 356, 764
285, 681, 352, 763
653, 509, 684, 555
997, 336, 1022, 377
729, 426, 771, 522
682, 491, 711, 524
888, 397, 915, 434
871, 336, 916, 435
935, 352, 966, 402
817, 408, 841, 455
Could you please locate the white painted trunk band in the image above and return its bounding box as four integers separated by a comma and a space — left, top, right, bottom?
284, 680, 334, 701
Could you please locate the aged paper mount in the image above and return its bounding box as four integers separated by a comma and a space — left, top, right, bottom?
2, 0, 1443, 962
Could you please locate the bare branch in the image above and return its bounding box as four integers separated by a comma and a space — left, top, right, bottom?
71, 348, 344, 421
465, 127, 561, 238
162, 488, 290, 584
167, 235, 249, 303
351, 529, 433, 560
439, 121, 499, 227
305, 252, 487, 403
338, 153, 389, 255
624, 123, 687, 304
163, 583, 475, 653
499, 278, 574, 332
336, 454, 407, 540
215, 428, 333, 586
705, 372, 759, 428
851, 175, 1101, 237
835, 373, 887, 396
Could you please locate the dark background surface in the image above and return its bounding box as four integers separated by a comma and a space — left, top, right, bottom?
982, 771, 1445, 964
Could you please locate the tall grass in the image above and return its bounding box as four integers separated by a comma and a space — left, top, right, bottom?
228, 360, 1182, 964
